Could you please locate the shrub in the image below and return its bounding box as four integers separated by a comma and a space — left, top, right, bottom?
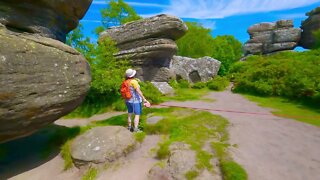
140, 81, 164, 104
207, 76, 230, 91
192, 82, 207, 89
230, 50, 320, 105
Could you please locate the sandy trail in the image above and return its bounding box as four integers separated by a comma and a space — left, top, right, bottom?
3, 89, 320, 180
161, 89, 320, 180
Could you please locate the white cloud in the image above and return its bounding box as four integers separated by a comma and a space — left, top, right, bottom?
92, 0, 168, 8
162, 0, 320, 19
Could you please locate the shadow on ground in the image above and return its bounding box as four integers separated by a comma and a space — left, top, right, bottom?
0, 125, 80, 179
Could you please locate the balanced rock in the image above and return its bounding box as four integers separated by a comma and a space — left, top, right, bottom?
0, 26, 91, 143
71, 126, 136, 167
99, 14, 187, 82
0, 0, 93, 42
244, 20, 301, 55
300, 6, 320, 49
170, 56, 221, 83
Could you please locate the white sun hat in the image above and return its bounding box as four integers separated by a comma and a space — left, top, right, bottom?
125, 68, 136, 78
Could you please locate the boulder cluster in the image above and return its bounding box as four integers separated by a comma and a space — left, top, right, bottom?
243, 20, 301, 55
0, 0, 92, 143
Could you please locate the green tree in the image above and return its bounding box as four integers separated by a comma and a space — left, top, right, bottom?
95, 0, 142, 34
176, 22, 215, 58
176, 22, 243, 75
66, 24, 95, 62
211, 36, 243, 75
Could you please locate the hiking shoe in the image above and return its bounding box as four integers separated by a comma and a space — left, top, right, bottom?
127, 126, 133, 132
133, 127, 142, 133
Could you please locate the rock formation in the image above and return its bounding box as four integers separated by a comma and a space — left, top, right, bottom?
300, 6, 320, 49
0, 0, 92, 143
170, 56, 221, 83
71, 126, 136, 167
0, 0, 93, 42
99, 14, 188, 82
243, 20, 301, 55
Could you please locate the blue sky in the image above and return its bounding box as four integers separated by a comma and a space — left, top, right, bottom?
80, 0, 320, 44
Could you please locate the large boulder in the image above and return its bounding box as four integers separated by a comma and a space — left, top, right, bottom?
300, 6, 320, 49
170, 56, 221, 83
0, 26, 91, 143
0, 0, 93, 42
244, 20, 301, 55
99, 14, 188, 82
71, 126, 137, 167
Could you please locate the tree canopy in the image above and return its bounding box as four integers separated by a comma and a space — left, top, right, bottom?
176, 22, 243, 75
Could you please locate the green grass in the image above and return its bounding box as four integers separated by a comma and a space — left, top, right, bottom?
162, 88, 210, 102
82, 167, 98, 180
134, 132, 146, 143
143, 108, 233, 177
244, 94, 320, 127
221, 161, 248, 180
61, 140, 73, 170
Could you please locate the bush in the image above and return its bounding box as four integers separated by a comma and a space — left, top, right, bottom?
207, 76, 230, 91
140, 81, 164, 104
230, 50, 320, 105
192, 82, 207, 89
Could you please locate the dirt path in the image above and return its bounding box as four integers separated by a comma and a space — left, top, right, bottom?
161, 89, 320, 180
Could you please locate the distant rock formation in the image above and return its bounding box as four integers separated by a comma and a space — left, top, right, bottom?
170, 56, 221, 83
0, 0, 92, 143
300, 6, 320, 49
99, 14, 188, 82
243, 20, 301, 55
71, 126, 137, 167
0, 0, 92, 42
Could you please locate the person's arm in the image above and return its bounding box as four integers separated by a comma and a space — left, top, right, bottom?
136, 87, 148, 103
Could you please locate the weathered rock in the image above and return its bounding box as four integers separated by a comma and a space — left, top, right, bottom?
99, 14, 187, 82
148, 142, 197, 180
300, 6, 320, 49
244, 20, 301, 55
0, 0, 93, 42
0, 26, 91, 143
146, 115, 164, 125
151, 82, 175, 96
170, 56, 221, 83
71, 126, 136, 167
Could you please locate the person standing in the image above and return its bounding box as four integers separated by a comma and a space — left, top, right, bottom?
124, 68, 148, 132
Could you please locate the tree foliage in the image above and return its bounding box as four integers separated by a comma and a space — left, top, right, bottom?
176, 22, 243, 75
313, 29, 320, 49
95, 0, 142, 34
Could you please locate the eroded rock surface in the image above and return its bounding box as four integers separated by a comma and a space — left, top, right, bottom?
0, 26, 91, 143
170, 56, 221, 83
71, 126, 136, 167
300, 6, 320, 49
0, 0, 93, 42
244, 20, 301, 55
99, 14, 187, 82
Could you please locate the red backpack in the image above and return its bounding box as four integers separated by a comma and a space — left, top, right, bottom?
120, 79, 132, 100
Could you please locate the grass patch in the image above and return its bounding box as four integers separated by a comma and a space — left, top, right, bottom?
221, 161, 248, 180
162, 88, 210, 102
144, 108, 229, 174
243, 94, 320, 127
185, 170, 199, 180
82, 167, 98, 180
134, 132, 146, 143
61, 140, 73, 170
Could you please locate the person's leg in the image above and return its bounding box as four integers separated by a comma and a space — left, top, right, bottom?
128, 113, 132, 128
133, 103, 142, 131
126, 102, 134, 131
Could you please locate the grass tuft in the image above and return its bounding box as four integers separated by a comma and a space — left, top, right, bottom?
82, 167, 98, 180
221, 161, 248, 180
